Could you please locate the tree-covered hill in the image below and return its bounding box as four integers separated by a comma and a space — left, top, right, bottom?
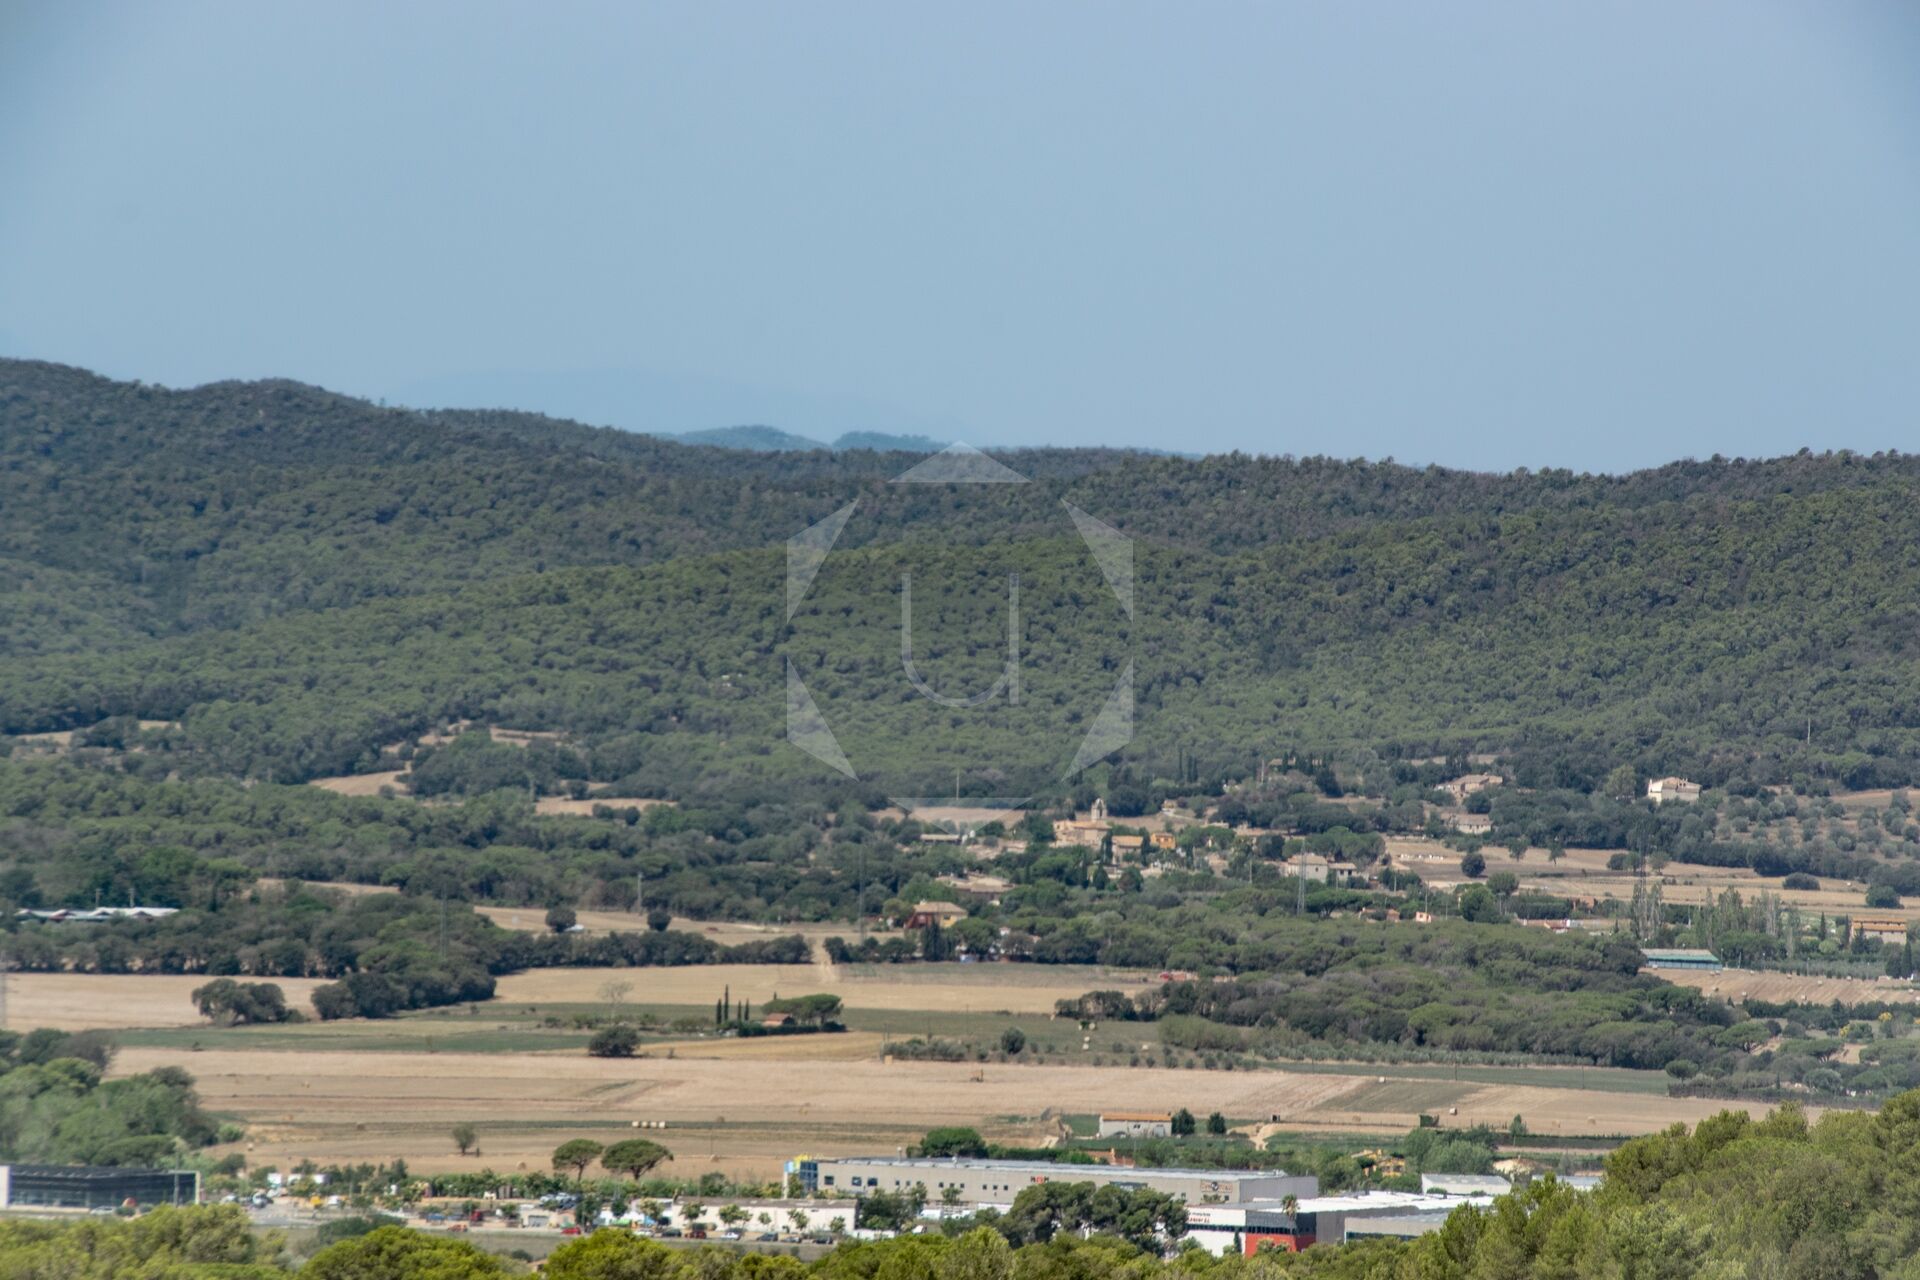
7, 358, 1920, 794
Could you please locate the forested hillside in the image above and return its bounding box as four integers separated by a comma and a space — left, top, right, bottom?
6, 358, 1920, 796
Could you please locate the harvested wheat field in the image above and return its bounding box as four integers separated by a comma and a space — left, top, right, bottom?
492, 963, 1147, 1013
532, 795, 669, 817
1389, 835, 1920, 921
306, 769, 410, 797
115, 1043, 1789, 1181
892, 804, 1027, 829
4, 974, 327, 1029
1655, 967, 1920, 1007
1310, 1081, 1809, 1138
469, 910, 889, 957
644, 1031, 892, 1061
118, 1046, 1369, 1177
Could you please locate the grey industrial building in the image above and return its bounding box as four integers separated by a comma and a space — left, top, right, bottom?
792, 1156, 1315, 1206
1187, 1190, 1502, 1254
0, 1164, 200, 1210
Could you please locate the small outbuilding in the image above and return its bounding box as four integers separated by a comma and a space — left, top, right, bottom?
1097, 1112, 1173, 1138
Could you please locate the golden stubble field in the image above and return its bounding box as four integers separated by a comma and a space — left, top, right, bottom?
492, 962, 1146, 1012
113, 1042, 1785, 1182
1655, 968, 1920, 1006
14, 962, 1822, 1183
1, 961, 1138, 1031
1387, 835, 1920, 921
3, 974, 332, 1028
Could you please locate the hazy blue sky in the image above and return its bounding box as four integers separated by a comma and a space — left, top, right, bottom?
3, 3, 1918, 470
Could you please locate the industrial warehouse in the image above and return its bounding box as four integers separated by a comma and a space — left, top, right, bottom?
790, 1156, 1316, 1206
0, 1164, 200, 1211
1185, 1190, 1497, 1255
786, 1154, 1608, 1254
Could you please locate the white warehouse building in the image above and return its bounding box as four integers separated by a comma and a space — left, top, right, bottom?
791, 1157, 1315, 1207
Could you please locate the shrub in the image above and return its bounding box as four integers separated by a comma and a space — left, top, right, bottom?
589, 1025, 641, 1058
192, 979, 292, 1026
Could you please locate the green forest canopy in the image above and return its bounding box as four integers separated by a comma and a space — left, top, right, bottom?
7, 359, 1920, 798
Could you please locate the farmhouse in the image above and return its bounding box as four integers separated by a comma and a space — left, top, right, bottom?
1640, 948, 1723, 972
794, 1157, 1315, 1207
1438, 774, 1502, 804
1290, 854, 1333, 882
1096, 1112, 1172, 1138
1441, 811, 1493, 835
1054, 820, 1110, 847
903, 901, 968, 929
936, 874, 1012, 904
1151, 831, 1178, 853
1111, 834, 1146, 858
1647, 777, 1702, 804
1851, 916, 1910, 946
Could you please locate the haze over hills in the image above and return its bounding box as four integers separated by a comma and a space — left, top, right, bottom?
664, 425, 949, 453
5, 356, 1920, 799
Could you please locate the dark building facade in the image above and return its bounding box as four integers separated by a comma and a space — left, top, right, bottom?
0, 1164, 200, 1209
